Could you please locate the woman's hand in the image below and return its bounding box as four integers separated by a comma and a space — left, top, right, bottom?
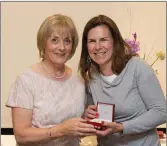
96, 122, 123, 136
61, 118, 96, 136
83, 105, 98, 120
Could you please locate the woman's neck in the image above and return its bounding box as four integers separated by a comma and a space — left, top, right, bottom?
99, 62, 113, 76
42, 60, 66, 78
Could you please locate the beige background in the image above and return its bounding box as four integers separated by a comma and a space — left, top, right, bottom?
1, 2, 166, 128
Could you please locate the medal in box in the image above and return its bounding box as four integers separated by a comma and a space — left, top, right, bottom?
87, 102, 115, 130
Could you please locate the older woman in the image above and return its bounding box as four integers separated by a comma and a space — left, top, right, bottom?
79, 15, 166, 146
6, 14, 96, 146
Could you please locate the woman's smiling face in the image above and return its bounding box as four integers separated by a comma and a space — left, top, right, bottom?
87, 25, 114, 68
44, 31, 72, 65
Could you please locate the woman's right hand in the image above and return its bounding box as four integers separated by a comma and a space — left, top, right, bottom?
83, 105, 98, 120
61, 118, 96, 136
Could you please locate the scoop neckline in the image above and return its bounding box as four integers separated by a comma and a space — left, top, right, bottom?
27, 67, 74, 83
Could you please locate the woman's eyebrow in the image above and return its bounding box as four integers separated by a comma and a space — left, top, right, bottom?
101, 36, 109, 39
52, 35, 59, 39
87, 38, 95, 40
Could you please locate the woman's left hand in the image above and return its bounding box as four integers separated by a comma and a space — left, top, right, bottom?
95, 122, 123, 136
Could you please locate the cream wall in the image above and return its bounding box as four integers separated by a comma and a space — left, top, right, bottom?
1, 2, 166, 128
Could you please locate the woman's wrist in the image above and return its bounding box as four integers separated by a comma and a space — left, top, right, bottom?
119, 123, 123, 132
47, 127, 53, 139
48, 124, 66, 138
118, 123, 124, 136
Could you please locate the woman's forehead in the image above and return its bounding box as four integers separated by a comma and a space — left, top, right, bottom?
51, 27, 72, 38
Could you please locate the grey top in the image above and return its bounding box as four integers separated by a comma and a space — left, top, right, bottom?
6, 69, 86, 146
87, 57, 166, 146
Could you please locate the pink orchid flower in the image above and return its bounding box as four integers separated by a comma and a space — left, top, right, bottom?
125, 32, 140, 54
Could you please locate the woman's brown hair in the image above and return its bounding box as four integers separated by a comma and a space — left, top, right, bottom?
78, 15, 133, 83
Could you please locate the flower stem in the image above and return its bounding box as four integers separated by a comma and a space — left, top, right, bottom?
151, 56, 159, 66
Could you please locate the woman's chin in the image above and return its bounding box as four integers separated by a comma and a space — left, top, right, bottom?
52, 61, 66, 65
94, 60, 107, 66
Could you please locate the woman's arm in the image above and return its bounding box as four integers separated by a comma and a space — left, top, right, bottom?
12, 107, 96, 145
122, 60, 166, 135
82, 84, 97, 120
12, 108, 62, 144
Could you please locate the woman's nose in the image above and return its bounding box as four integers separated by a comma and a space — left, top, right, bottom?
59, 41, 65, 51
95, 41, 101, 51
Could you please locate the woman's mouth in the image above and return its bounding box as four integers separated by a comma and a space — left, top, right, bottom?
94, 52, 106, 56
55, 53, 65, 56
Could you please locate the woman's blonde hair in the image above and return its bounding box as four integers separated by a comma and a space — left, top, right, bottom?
37, 14, 79, 59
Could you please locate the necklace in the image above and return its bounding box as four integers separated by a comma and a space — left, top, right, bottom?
41, 61, 66, 79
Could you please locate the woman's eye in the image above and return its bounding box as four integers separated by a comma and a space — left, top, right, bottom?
88, 40, 95, 43
101, 38, 108, 41
52, 38, 58, 43
64, 39, 72, 44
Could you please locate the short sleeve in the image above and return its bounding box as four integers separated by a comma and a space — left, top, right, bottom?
6, 75, 34, 110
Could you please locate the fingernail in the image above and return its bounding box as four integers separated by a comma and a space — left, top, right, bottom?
95, 113, 99, 117
101, 121, 104, 125
95, 106, 98, 111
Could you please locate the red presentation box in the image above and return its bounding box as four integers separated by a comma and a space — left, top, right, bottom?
87, 102, 115, 130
